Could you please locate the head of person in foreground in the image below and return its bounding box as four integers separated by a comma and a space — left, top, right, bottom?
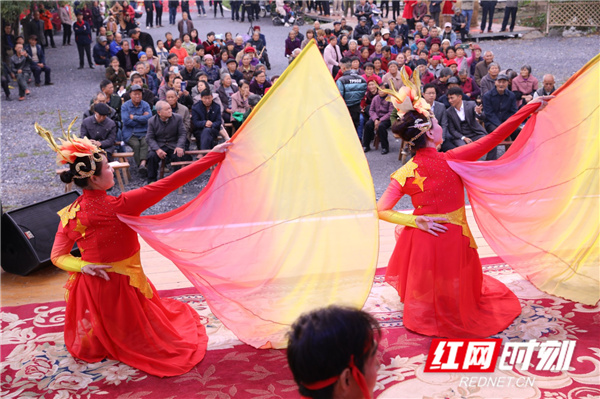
287, 306, 381, 399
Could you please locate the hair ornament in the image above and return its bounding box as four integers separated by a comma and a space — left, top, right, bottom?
35, 112, 105, 179
377, 67, 433, 139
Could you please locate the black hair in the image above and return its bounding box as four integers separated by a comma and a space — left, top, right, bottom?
382, 45, 391, 52
287, 306, 380, 399
446, 86, 463, 97
200, 88, 212, 97
238, 79, 250, 88
392, 110, 430, 152
339, 56, 351, 64
167, 53, 178, 61
445, 46, 456, 56
363, 62, 374, 69
423, 83, 438, 95
60, 156, 103, 188
447, 86, 464, 97
100, 79, 113, 90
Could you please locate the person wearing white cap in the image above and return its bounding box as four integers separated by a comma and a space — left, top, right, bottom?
441, 22, 457, 46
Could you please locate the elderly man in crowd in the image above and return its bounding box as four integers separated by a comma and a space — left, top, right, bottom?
458, 68, 480, 100
534, 74, 556, 98
191, 89, 222, 150
474, 50, 499, 86
479, 62, 500, 96
93, 36, 111, 67
180, 56, 201, 90
145, 100, 189, 183
483, 73, 518, 143
9, 43, 32, 101
177, 12, 194, 39
110, 32, 123, 56
166, 88, 192, 143
121, 84, 152, 175
80, 102, 117, 161
129, 28, 156, 56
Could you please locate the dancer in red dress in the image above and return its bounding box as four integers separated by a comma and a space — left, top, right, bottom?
377, 72, 551, 338
37, 123, 231, 376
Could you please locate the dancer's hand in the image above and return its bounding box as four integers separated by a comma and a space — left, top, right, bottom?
211, 142, 233, 153
82, 264, 111, 281
529, 95, 555, 112
415, 216, 448, 237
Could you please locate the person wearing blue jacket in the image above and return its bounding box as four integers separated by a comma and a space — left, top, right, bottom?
93, 36, 111, 67
191, 89, 222, 150
336, 57, 367, 136
73, 12, 94, 69
121, 85, 153, 174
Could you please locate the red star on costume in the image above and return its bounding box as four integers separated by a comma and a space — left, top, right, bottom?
412, 171, 427, 191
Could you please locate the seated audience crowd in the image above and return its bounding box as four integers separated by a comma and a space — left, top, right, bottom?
1, 1, 557, 188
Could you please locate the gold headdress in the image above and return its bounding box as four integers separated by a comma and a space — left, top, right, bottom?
35, 113, 105, 179
378, 67, 433, 146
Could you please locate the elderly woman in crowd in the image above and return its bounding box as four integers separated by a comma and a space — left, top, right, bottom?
106, 56, 127, 91
217, 73, 239, 123
511, 65, 539, 107
249, 70, 272, 97
324, 35, 343, 77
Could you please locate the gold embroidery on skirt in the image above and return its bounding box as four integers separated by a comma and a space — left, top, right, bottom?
105, 252, 153, 298
426, 207, 478, 249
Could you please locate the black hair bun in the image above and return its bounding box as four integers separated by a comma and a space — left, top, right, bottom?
59, 170, 75, 184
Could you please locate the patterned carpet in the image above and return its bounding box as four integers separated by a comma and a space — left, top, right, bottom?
1, 260, 599, 399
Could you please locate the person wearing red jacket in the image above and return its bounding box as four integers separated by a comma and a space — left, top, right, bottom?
38, 4, 56, 48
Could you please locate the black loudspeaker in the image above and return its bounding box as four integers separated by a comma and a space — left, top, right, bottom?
2, 192, 81, 276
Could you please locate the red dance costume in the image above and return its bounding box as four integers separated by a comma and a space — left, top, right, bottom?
378, 123, 523, 338
51, 152, 225, 377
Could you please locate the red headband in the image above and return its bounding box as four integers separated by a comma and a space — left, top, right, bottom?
301, 355, 371, 399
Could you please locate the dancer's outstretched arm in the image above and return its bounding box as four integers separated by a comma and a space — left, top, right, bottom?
118, 142, 232, 215
445, 97, 552, 162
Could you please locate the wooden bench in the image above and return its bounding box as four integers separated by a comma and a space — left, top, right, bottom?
56, 161, 130, 193
112, 151, 134, 183
499, 139, 513, 152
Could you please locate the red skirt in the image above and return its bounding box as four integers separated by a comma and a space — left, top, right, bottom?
402, 1, 415, 19
386, 224, 521, 338
63, 273, 208, 377
442, 0, 456, 15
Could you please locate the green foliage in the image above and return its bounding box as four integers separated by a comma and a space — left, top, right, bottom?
1, 1, 33, 35
0, 1, 27, 24
521, 13, 547, 29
